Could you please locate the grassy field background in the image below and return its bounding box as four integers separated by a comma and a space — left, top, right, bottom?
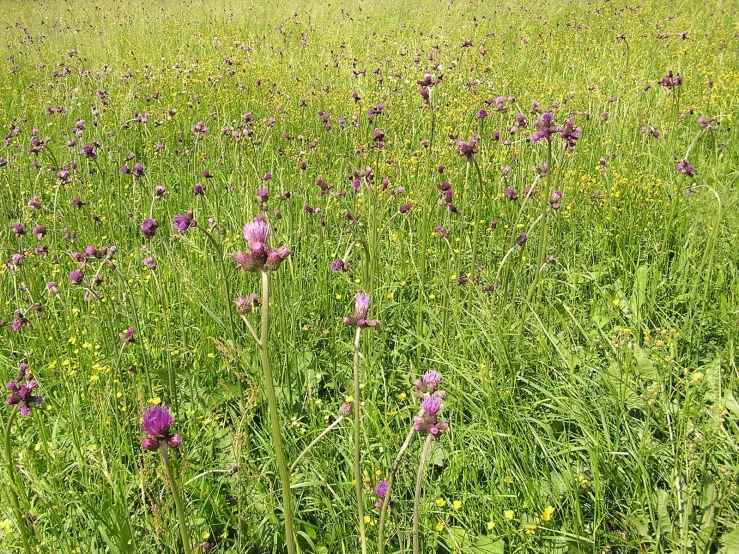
0, 0, 738, 552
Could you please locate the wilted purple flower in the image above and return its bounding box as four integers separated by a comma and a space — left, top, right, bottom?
504, 187, 518, 201
676, 159, 695, 177
235, 294, 261, 314
560, 119, 581, 149
456, 134, 479, 160
339, 401, 353, 417
72, 198, 86, 209
119, 327, 136, 345
331, 259, 349, 272
548, 190, 562, 210
343, 292, 378, 328
140, 405, 182, 450
6, 364, 43, 415
140, 218, 159, 238
516, 233, 528, 246
399, 203, 411, 214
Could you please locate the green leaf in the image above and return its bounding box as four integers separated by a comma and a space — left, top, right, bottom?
718, 527, 739, 554
471, 535, 505, 554
655, 489, 673, 537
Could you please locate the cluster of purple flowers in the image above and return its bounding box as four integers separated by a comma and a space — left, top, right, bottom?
234, 217, 291, 272
456, 134, 479, 160
173, 211, 197, 234
437, 181, 461, 214
412, 370, 449, 437
6, 363, 43, 416
660, 70, 682, 90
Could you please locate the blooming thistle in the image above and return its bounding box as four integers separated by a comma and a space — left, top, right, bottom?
456, 134, 479, 161
140, 405, 183, 451
531, 112, 561, 143
676, 159, 695, 177
140, 218, 159, 238
234, 217, 290, 273
374, 480, 394, 509
560, 119, 581, 150
69, 268, 84, 285
548, 190, 562, 210
173, 211, 196, 234
411, 371, 449, 437
343, 293, 378, 328
6, 364, 43, 416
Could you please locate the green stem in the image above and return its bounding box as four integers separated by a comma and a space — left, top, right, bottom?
378, 425, 417, 554
3, 406, 33, 554
159, 444, 192, 554
353, 326, 368, 554
200, 227, 237, 346
412, 434, 435, 554
259, 271, 297, 554
290, 416, 345, 473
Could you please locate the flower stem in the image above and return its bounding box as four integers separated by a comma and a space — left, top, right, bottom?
353, 326, 368, 554
259, 271, 297, 554
290, 415, 345, 473
3, 406, 33, 554
159, 444, 192, 554
412, 434, 435, 554
200, 227, 237, 346
378, 425, 417, 554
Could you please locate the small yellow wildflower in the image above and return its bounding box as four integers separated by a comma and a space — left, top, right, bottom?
542, 505, 555, 522
504, 510, 515, 520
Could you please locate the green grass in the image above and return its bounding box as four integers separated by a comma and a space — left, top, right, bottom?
0, 0, 738, 552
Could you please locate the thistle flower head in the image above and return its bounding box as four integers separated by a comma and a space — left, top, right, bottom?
140, 405, 182, 450
343, 292, 379, 328
243, 217, 270, 245
6, 364, 43, 416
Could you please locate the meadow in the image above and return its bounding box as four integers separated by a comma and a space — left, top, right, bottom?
0, 0, 738, 552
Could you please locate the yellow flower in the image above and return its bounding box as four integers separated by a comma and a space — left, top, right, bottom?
435, 520, 445, 532
148, 397, 161, 405
542, 505, 555, 522
452, 500, 462, 511
504, 510, 515, 520
486, 520, 496, 531
435, 498, 446, 507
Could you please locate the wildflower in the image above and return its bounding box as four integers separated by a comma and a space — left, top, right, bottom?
32, 225, 47, 240
343, 293, 379, 328
193, 183, 205, 196
235, 217, 290, 272
173, 211, 196, 234
11, 223, 25, 238
541, 506, 555, 522
143, 257, 157, 270
6, 364, 43, 415
140, 218, 159, 238
504, 510, 515, 521
676, 159, 695, 177
235, 294, 261, 314
70, 269, 84, 285
399, 203, 411, 214
119, 327, 136, 345
456, 134, 479, 160
27, 196, 42, 209
660, 70, 682, 90
548, 190, 562, 210
504, 187, 518, 201
339, 401, 353, 417
531, 112, 560, 142
374, 480, 389, 509
517, 233, 528, 246
331, 259, 349, 272
560, 119, 581, 149
80, 144, 97, 158
140, 405, 182, 450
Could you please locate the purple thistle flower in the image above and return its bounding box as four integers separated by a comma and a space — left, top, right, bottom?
12, 223, 25, 237
173, 211, 196, 234
243, 217, 270, 245
517, 233, 528, 246
399, 203, 411, 214
140, 218, 159, 238
143, 257, 157, 270
504, 187, 518, 201
560, 119, 581, 150
70, 269, 84, 285
140, 405, 182, 450
456, 134, 479, 160
343, 292, 378, 328
6, 365, 43, 416
80, 144, 97, 158
339, 401, 353, 417
676, 159, 695, 177
119, 327, 136, 345
32, 225, 47, 240
421, 395, 442, 416
331, 259, 349, 272
531, 112, 560, 143
193, 183, 205, 196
